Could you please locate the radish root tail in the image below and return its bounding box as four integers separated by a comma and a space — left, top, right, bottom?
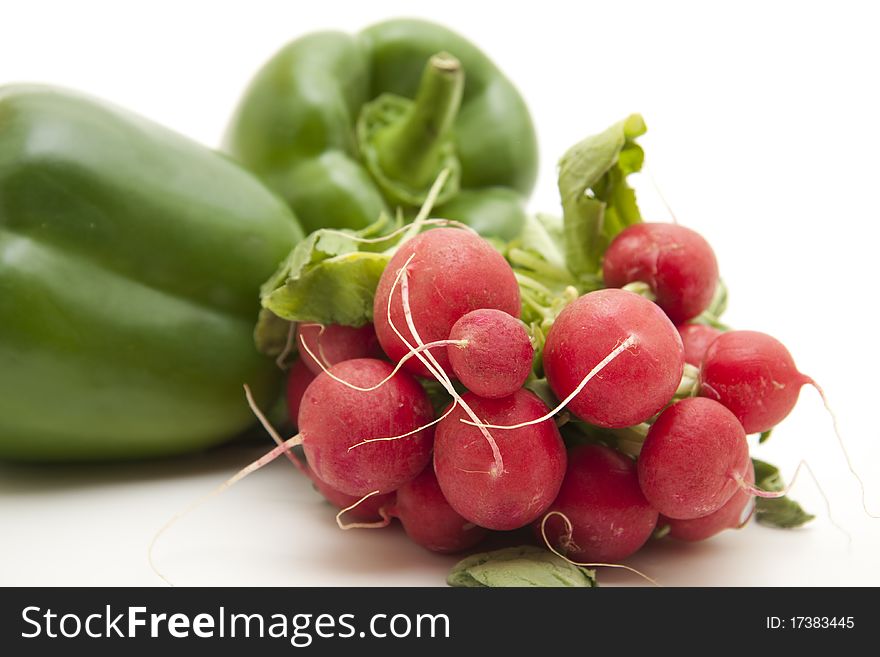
274, 321, 297, 370
244, 384, 306, 475
734, 460, 851, 543
390, 257, 505, 477
299, 332, 466, 393
807, 379, 879, 519
319, 217, 477, 246
462, 334, 637, 431
348, 402, 458, 452
147, 431, 302, 586
539, 511, 661, 587
335, 491, 392, 530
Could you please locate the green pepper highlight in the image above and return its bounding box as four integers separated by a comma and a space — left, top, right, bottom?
224, 18, 538, 241
0, 85, 304, 461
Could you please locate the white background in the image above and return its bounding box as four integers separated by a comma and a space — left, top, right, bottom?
2, 0, 879, 586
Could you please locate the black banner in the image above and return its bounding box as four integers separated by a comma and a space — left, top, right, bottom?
0, 587, 871, 654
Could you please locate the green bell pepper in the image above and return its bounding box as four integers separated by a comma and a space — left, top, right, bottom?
224, 18, 538, 240
0, 85, 304, 461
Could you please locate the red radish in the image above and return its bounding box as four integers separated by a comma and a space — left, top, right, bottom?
603, 223, 719, 324
433, 389, 566, 531
677, 323, 723, 367
389, 467, 488, 553
543, 289, 684, 428
539, 445, 658, 562
286, 359, 316, 427
298, 358, 434, 497
308, 470, 395, 524
700, 331, 877, 518
296, 323, 382, 375
638, 397, 751, 520
373, 228, 520, 378
663, 462, 756, 541
699, 330, 811, 434
447, 309, 534, 398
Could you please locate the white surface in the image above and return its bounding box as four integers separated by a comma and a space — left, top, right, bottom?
2, 0, 880, 586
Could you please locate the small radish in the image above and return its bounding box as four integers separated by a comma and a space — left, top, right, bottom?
638, 397, 751, 520
603, 223, 719, 324
662, 462, 756, 541
296, 323, 383, 375
373, 227, 520, 378
433, 389, 566, 531
308, 470, 395, 524
447, 309, 534, 398
677, 323, 723, 367
298, 358, 434, 497
699, 330, 811, 434
543, 288, 684, 428
538, 445, 658, 562
286, 358, 316, 427
389, 466, 488, 553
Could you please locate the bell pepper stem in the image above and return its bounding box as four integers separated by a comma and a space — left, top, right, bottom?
373, 52, 464, 191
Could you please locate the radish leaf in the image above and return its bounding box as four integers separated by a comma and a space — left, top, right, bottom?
447, 546, 597, 588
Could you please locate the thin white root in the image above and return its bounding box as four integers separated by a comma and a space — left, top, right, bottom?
462, 334, 637, 431
395, 262, 505, 477
335, 491, 392, 530
319, 217, 477, 245
274, 321, 297, 370
348, 402, 458, 452
734, 459, 851, 543
808, 380, 879, 519
297, 322, 333, 370
539, 511, 661, 587
299, 332, 466, 393
399, 168, 456, 242
318, 168, 473, 247
643, 163, 679, 225
244, 384, 306, 475
147, 432, 303, 586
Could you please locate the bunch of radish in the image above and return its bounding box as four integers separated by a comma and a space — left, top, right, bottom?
155, 117, 836, 588
273, 218, 819, 577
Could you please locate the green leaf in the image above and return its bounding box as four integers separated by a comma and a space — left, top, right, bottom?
253, 308, 294, 358
517, 213, 568, 273
558, 114, 647, 278
447, 546, 597, 588
751, 458, 815, 529
752, 458, 785, 492
261, 248, 390, 327
258, 215, 402, 328
755, 497, 816, 529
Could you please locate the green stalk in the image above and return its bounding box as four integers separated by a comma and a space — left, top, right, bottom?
372, 53, 464, 190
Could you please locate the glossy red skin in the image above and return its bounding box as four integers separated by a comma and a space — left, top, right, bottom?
664, 462, 755, 541
433, 389, 566, 531
677, 323, 723, 367
700, 330, 809, 434
373, 228, 520, 378
286, 359, 316, 428
448, 309, 533, 398
543, 289, 684, 428
391, 466, 488, 553
537, 445, 658, 562
638, 397, 751, 520
308, 469, 395, 523
298, 358, 434, 497
603, 223, 719, 324
296, 323, 382, 375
